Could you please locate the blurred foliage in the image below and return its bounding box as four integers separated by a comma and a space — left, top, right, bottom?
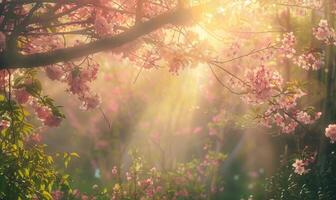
265, 149, 336, 200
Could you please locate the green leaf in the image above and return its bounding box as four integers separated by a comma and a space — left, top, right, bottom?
42, 191, 52, 200
70, 152, 80, 158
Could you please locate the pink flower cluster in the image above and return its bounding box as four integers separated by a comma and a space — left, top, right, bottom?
295, 52, 323, 70
126, 172, 132, 181
80, 93, 101, 110
24, 133, 42, 146
34, 104, 62, 127
292, 153, 316, 175
138, 178, 154, 187
23, 35, 63, 54
279, 32, 296, 58
296, 111, 322, 125
14, 89, 31, 104
45, 62, 101, 110
92, 4, 128, 37
259, 86, 321, 134
168, 54, 186, 75
292, 159, 307, 175
52, 189, 97, 200
108, 149, 225, 199
69, 65, 101, 108
238, 65, 322, 134
266, 113, 298, 134
325, 124, 336, 143
111, 166, 118, 175
0, 70, 8, 88
173, 189, 189, 199
45, 65, 63, 81
313, 19, 336, 45
243, 65, 283, 104
51, 190, 64, 200
123, 175, 160, 199
265, 109, 319, 134
0, 119, 10, 131
208, 109, 227, 136
94, 13, 111, 37
3, 74, 63, 127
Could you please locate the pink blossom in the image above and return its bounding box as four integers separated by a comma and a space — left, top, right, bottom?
141, 178, 153, 187
296, 111, 321, 124
14, 89, 30, 104
25, 133, 42, 145
44, 115, 62, 127
94, 13, 110, 37
80, 94, 101, 110
68, 76, 89, 95
279, 32, 296, 58
0, 70, 8, 88
45, 66, 64, 81
156, 186, 162, 193
168, 54, 185, 75
0, 119, 10, 131
23, 35, 63, 54
260, 109, 299, 134
192, 126, 203, 134
51, 190, 63, 200
211, 185, 217, 193
175, 189, 189, 197
80, 64, 99, 82
325, 124, 336, 143
257, 81, 320, 134
81, 195, 89, 200
313, 19, 336, 45
65, 64, 100, 110
281, 121, 298, 134
243, 65, 283, 104
292, 159, 307, 175
35, 106, 50, 120
72, 189, 81, 198
34, 105, 62, 127
146, 189, 154, 198
295, 53, 323, 70
30, 134, 42, 143
111, 166, 118, 175
126, 172, 132, 181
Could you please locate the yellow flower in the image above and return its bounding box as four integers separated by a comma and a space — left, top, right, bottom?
113, 183, 120, 191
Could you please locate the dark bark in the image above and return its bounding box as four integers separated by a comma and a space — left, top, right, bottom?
318, 0, 336, 174
0, 6, 199, 69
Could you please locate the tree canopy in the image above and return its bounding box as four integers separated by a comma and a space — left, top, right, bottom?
2, 0, 336, 199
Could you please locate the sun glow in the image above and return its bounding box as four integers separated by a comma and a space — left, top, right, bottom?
3, 0, 332, 199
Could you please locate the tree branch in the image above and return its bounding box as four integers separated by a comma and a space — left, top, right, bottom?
0, 6, 201, 69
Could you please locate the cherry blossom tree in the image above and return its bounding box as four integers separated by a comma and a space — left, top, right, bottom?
2, 0, 336, 199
